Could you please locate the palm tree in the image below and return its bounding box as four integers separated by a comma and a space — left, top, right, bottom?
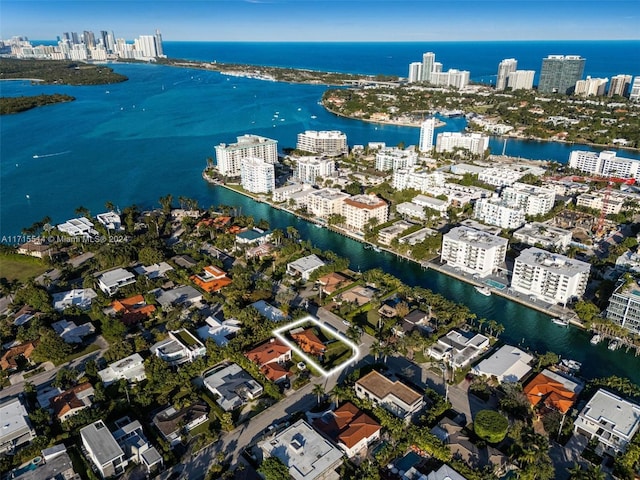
105, 201, 116, 212
371, 341, 383, 362
312, 384, 325, 405
330, 386, 347, 408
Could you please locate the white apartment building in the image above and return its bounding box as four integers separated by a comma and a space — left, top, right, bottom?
413, 194, 448, 216
605, 280, 640, 336
496, 58, 517, 91
272, 182, 313, 203
608, 74, 632, 97
576, 193, 624, 215
431, 69, 470, 89
378, 220, 414, 245
568, 150, 640, 180
301, 188, 350, 218
419, 118, 436, 152
510, 247, 590, 305
629, 76, 640, 102
215, 134, 278, 177
440, 226, 508, 277
392, 167, 445, 192
430, 183, 493, 207
513, 222, 573, 251
396, 202, 427, 220
574, 389, 640, 455
473, 198, 526, 229
501, 182, 556, 216
478, 167, 526, 187
375, 146, 418, 171
507, 70, 535, 90
408, 62, 423, 83
240, 157, 275, 193
295, 157, 335, 184
296, 130, 347, 156
436, 132, 489, 156
574, 76, 608, 97
342, 194, 389, 232
422, 52, 436, 83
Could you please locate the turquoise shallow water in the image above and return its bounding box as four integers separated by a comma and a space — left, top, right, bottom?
1, 62, 639, 383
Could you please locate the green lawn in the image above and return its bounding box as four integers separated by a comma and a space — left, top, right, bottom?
0, 254, 49, 283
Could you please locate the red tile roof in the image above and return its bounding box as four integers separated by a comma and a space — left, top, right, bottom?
524, 372, 577, 414
111, 294, 156, 325
0, 341, 37, 371
50, 382, 93, 419
245, 339, 291, 367
291, 329, 326, 355
313, 402, 381, 450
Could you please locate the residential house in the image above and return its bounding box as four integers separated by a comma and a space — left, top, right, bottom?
355, 370, 424, 422
171, 254, 198, 269
98, 353, 146, 386
523, 369, 582, 414
57, 217, 98, 238
251, 300, 289, 322
11, 305, 38, 326
316, 272, 351, 295
287, 254, 326, 281
203, 363, 263, 412
312, 402, 381, 458
96, 212, 123, 231
1, 341, 37, 372
12, 444, 80, 480
50, 382, 94, 422
80, 420, 127, 478
52, 288, 98, 311
133, 262, 174, 279
109, 295, 156, 325
574, 389, 640, 455
340, 285, 377, 306
17, 239, 54, 259
0, 397, 36, 454
190, 265, 232, 293
196, 315, 242, 346
392, 309, 432, 337
153, 285, 203, 309
246, 243, 275, 260
152, 402, 209, 447
111, 418, 163, 474
426, 330, 490, 369
151, 329, 206, 366
291, 328, 326, 356
259, 419, 343, 480
51, 319, 95, 344
97, 268, 136, 296
472, 345, 533, 383
235, 228, 272, 246
245, 338, 292, 383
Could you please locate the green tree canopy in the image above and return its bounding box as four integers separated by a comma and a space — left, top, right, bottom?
258, 457, 291, 480
474, 409, 509, 444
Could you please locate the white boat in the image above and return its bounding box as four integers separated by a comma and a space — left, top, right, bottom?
608, 340, 619, 351
551, 317, 569, 327
590, 334, 602, 345
372, 246, 381, 253
314, 224, 323, 229
474, 286, 491, 296
561, 359, 582, 371
310, 115, 317, 119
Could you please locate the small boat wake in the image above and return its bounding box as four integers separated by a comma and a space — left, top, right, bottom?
32, 150, 70, 159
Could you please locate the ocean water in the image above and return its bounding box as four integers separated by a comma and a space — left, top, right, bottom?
2, 43, 640, 383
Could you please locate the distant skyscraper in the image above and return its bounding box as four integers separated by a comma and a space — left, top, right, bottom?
419, 118, 436, 153
421, 52, 435, 83
70, 32, 80, 44
630, 77, 640, 102
408, 62, 422, 83
496, 58, 517, 90
136, 35, 158, 58
154, 29, 164, 57
538, 55, 586, 94
83, 31, 96, 48
507, 70, 535, 90
608, 74, 632, 97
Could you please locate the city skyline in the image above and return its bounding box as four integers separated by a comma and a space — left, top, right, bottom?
2, 0, 639, 42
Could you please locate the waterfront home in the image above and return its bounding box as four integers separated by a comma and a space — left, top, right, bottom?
10, 305, 38, 326
17, 239, 54, 258
259, 419, 343, 480
312, 402, 381, 458
574, 389, 640, 455
245, 243, 275, 260
234, 228, 272, 246
52, 288, 98, 311
427, 330, 490, 369
196, 315, 242, 346
392, 309, 433, 337
190, 265, 232, 293
340, 285, 377, 306
0, 341, 37, 372
354, 370, 424, 422
97, 268, 136, 296
108, 294, 156, 325
152, 402, 209, 447
49, 382, 94, 422
245, 338, 292, 383
151, 329, 206, 366
57, 217, 98, 239
523, 369, 582, 414
203, 363, 263, 412
0, 397, 36, 454
96, 211, 122, 231
317, 272, 351, 295
472, 345, 533, 383
51, 319, 95, 344
286, 254, 326, 281
98, 353, 146, 386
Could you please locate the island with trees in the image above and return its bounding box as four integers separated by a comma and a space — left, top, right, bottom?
0, 93, 75, 115
0, 58, 128, 85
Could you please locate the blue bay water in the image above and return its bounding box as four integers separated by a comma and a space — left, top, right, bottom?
2, 42, 640, 383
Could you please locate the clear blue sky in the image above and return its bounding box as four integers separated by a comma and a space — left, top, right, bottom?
2, 0, 639, 42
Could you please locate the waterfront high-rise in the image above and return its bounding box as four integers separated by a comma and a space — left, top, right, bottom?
506, 70, 535, 90
608, 74, 632, 97
154, 30, 164, 57
440, 226, 508, 278
215, 134, 278, 177
421, 52, 435, 83
538, 55, 586, 94
435, 132, 489, 156
296, 131, 347, 156
629, 76, 640, 102
408, 62, 423, 83
240, 157, 275, 194
419, 118, 435, 153
574, 76, 608, 97
496, 58, 517, 90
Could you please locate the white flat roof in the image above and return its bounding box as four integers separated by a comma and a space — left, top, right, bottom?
0, 398, 32, 443
581, 389, 640, 439
473, 345, 533, 382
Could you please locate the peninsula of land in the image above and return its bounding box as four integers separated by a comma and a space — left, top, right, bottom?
0, 58, 128, 85
0, 93, 75, 115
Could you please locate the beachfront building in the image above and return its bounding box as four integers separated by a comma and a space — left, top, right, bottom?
473, 198, 526, 230
57, 217, 99, 239
408, 62, 423, 83
507, 70, 535, 90
574, 76, 608, 97
574, 389, 640, 455
97, 268, 136, 296
435, 132, 489, 156
496, 58, 517, 91
419, 117, 436, 152
295, 157, 335, 185
375, 146, 418, 172
214, 134, 278, 177
239, 157, 275, 193
440, 225, 508, 277
510, 247, 590, 305
355, 370, 424, 422
431, 69, 471, 89
341, 194, 389, 233
392, 167, 445, 192
296, 130, 347, 156
0, 397, 36, 454
608, 74, 632, 97
568, 150, 640, 180
151, 329, 206, 366
605, 280, 640, 335
259, 420, 344, 480
512, 222, 573, 251
538, 55, 586, 94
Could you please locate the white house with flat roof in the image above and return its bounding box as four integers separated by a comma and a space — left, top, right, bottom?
97, 268, 136, 296
52, 288, 98, 311
80, 420, 127, 478
259, 419, 343, 480
574, 389, 640, 455
98, 353, 146, 386
427, 330, 490, 369
513, 222, 573, 251
134, 262, 174, 279
57, 217, 98, 238
251, 300, 289, 322
287, 254, 326, 281
151, 329, 206, 366
197, 316, 242, 346
440, 226, 508, 278
472, 345, 533, 383
96, 212, 122, 231
203, 363, 263, 412
0, 397, 36, 454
